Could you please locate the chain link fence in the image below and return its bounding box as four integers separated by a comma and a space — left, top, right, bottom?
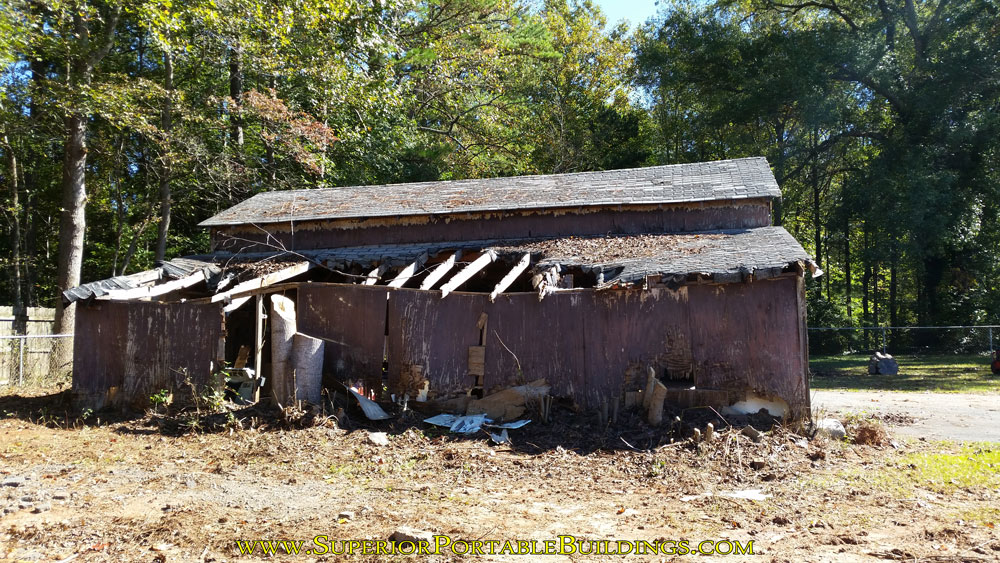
0, 334, 73, 387
809, 325, 998, 357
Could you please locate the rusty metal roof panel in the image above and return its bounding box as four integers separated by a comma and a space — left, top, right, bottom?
199, 157, 780, 227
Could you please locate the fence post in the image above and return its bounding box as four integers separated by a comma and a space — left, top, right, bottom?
881, 327, 887, 354
18, 337, 25, 385
990, 327, 994, 353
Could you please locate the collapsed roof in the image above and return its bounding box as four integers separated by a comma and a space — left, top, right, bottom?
65, 227, 817, 305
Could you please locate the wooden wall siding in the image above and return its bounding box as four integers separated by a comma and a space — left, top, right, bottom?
688, 277, 808, 414
296, 284, 388, 394
72, 301, 222, 410
381, 277, 806, 413
211, 201, 773, 253
387, 291, 485, 396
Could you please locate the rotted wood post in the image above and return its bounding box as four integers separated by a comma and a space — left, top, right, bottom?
647, 378, 667, 425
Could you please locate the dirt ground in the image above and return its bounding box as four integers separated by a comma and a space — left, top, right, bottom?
1, 389, 999, 562
814, 390, 1000, 443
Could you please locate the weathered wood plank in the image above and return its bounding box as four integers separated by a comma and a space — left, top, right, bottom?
210, 261, 312, 303
440, 250, 496, 298
419, 251, 462, 290
489, 253, 531, 302
362, 263, 388, 286
102, 270, 205, 301
388, 252, 428, 289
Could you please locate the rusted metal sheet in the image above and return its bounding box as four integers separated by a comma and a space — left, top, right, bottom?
212, 201, 773, 252
296, 284, 388, 393
72, 301, 223, 410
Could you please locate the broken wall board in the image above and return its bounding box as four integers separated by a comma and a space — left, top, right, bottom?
385, 277, 807, 414
296, 284, 389, 394
687, 276, 806, 413
387, 289, 484, 397
468, 346, 486, 377
72, 301, 223, 410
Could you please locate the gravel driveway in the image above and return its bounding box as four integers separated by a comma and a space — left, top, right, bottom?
813, 390, 1000, 443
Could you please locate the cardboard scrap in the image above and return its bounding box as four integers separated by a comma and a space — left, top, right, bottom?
466, 379, 549, 421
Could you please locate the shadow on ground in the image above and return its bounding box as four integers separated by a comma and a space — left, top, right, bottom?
0, 386, 782, 456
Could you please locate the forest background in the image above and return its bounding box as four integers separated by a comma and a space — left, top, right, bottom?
1, 0, 998, 353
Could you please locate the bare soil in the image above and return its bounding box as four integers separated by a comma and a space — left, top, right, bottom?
1, 389, 998, 562
814, 390, 1000, 443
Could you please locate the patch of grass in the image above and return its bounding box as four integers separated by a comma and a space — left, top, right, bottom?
810, 353, 1000, 393
325, 462, 358, 480
954, 507, 1000, 527
897, 443, 1000, 493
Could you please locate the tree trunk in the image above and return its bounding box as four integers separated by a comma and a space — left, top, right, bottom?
50, 4, 121, 374
862, 224, 871, 348
2, 126, 26, 334
229, 45, 243, 148
844, 215, 852, 322
23, 57, 46, 308
812, 128, 821, 270
50, 112, 88, 373
155, 51, 174, 263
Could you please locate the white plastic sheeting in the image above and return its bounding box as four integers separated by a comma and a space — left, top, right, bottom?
292, 332, 324, 404
270, 294, 297, 406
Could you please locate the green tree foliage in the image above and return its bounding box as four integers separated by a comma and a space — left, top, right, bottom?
635, 0, 1000, 337
1, 0, 647, 318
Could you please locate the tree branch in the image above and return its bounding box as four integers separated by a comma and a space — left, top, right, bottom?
766, 0, 859, 32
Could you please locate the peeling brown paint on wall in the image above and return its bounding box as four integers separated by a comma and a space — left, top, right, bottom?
211, 201, 773, 253
72, 301, 223, 410
291, 276, 807, 415
296, 284, 389, 394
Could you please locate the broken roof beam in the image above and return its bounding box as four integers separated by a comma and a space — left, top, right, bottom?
210, 261, 313, 303
419, 250, 462, 291
362, 263, 388, 286
222, 295, 253, 313
388, 252, 428, 289
489, 253, 531, 302
102, 269, 207, 301
532, 265, 562, 301
440, 250, 497, 298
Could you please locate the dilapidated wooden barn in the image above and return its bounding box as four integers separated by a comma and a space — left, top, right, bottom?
67, 157, 818, 418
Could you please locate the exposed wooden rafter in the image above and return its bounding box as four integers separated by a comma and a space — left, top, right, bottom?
102, 270, 206, 301
440, 250, 497, 298
419, 250, 462, 290
210, 261, 313, 303
363, 263, 388, 286
489, 253, 531, 302
387, 252, 429, 289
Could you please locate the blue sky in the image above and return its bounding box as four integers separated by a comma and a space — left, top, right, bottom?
592, 0, 662, 29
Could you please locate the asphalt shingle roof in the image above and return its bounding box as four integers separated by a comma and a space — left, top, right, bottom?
199, 157, 779, 227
